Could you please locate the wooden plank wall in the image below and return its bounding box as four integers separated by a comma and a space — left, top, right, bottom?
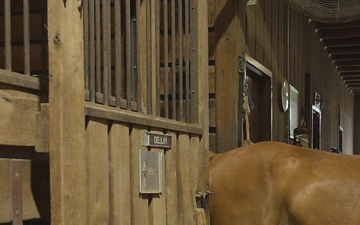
306, 17, 354, 152
83, 118, 202, 225
210, 0, 354, 152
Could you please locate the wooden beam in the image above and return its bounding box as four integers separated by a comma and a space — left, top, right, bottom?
333, 59, 360, 64
327, 45, 360, 52
195, 0, 209, 221
215, 0, 243, 152
345, 82, 360, 86
341, 78, 360, 82
322, 38, 360, 48
332, 53, 360, 61
327, 46, 360, 55
48, 1, 86, 225
349, 86, 360, 90
345, 79, 360, 83
0, 70, 48, 91
313, 20, 360, 30
336, 65, 360, 70
319, 28, 360, 39
339, 71, 360, 75
335, 59, 360, 66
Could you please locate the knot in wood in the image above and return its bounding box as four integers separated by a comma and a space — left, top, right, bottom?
53, 35, 60, 45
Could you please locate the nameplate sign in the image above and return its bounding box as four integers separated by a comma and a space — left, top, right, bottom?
142, 132, 172, 149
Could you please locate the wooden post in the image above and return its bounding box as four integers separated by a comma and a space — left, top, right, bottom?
214, 0, 245, 152
194, 0, 209, 223
48, 1, 86, 224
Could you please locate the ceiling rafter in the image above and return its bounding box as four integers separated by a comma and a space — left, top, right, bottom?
312, 19, 360, 93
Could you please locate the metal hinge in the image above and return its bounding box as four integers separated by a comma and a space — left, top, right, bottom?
195, 188, 214, 211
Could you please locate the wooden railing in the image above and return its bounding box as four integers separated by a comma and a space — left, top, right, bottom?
83, 0, 199, 123
0, 0, 48, 80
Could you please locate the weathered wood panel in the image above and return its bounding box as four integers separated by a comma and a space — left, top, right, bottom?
86, 118, 109, 225
0, 159, 40, 223
48, 0, 86, 224
0, 89, 40, 147
165, 131, 178, 225
264, 0, 272, 69
214, 0, 241, 152
0, 1, 207, 224
255, 0, 265, 64
246, 4, 256, 57
108, 122, 131, 225
177, 133, 193, 224
130, 125, 149, 225
149, 129, 167, 225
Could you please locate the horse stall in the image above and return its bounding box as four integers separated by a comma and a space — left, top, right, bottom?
0, 0, 209, 224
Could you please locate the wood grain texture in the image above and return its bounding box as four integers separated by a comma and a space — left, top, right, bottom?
214, 0, 241, 152
130, 125, 149, 225
0, 160, 40, 223
150, 129, 166, 225
86, 118, 109, 225
109, 122, 131, 225
165, 131, 178, 225
176, 134, 192, 224
48, 0, 86, 224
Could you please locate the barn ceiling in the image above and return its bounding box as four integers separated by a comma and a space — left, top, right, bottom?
311, 19, 360, 94
286, 0, 360, 94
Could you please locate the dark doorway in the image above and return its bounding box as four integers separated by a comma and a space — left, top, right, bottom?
312, 106, 321, 149
244, 65, 272, 143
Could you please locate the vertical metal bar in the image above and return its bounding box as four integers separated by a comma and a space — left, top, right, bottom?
178, 0, 183, 121
164, 0, 169, 118
84, 0, 90, 93
190, 0, 199, 123
171, 0, 176, 120
136, 0, 141, 112
146, 0, 152, 114
95, 0, 101, 95
185, 0, 190, 122
125, 0, 132, 109
4, 0, 12, 71
89, 0, 96, 102
11, 160, 23, 225
23, 0, 30, 75
155, 0, 160, 116
114, 0, 122, 107
102, 0, 111, 105
41, 0, 48, 78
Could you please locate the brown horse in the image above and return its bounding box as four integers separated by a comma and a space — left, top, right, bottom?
209, 141, 360, 225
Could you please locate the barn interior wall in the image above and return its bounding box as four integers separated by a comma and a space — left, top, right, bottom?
210, 0, 354, 153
